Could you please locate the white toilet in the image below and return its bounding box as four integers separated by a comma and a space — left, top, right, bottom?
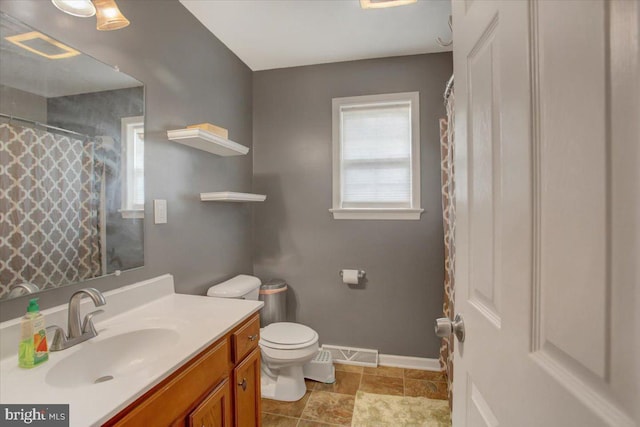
207, 275, 320, 402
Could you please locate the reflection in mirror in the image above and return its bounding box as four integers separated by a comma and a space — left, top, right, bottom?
0, 13, 145, 300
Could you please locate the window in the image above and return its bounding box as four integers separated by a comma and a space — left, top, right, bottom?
330, 92, 422, 220
120, 116, 144, 218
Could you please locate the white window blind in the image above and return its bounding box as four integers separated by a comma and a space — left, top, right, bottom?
331, 92, 422, 220
130, 125, 144, 209
341, 103, 412, 208
120, 116, 144, 218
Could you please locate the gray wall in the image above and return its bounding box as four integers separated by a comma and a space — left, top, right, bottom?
0, 84, 47, 122
0, 0, 253, 320
252, 54, 451, 358
0, 2, 451, 360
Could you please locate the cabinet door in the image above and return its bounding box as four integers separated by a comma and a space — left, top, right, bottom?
189, 379, 232, 427
233, 349, 261, 427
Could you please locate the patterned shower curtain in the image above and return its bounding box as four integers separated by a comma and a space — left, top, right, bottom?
0, 122, 103, 298
439, 89, 456, 408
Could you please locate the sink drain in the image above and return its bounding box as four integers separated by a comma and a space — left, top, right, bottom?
94, 375, 114, 384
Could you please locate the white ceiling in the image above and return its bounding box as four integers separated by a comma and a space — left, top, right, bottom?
179, 0, 452, 71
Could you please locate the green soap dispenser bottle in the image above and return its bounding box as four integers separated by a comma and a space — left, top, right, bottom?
18, 298, 49, 368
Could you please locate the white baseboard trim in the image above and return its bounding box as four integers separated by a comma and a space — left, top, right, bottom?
378, 354, 442, 371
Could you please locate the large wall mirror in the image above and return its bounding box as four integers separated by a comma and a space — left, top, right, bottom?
0, 13, 145, 300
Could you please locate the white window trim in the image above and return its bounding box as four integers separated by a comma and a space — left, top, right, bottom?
119, 209, 144, 219
330, 92, 423, 220
120, 115, 144, 219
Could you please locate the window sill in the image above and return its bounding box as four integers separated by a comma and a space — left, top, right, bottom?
119, 209, 144, 219
329, 208, 424, 220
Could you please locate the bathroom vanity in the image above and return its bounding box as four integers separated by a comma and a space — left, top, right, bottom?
104, 313, 261, 427
0, 275, 263, 427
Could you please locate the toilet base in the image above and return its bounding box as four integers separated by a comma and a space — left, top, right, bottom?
261, 364, 307, 402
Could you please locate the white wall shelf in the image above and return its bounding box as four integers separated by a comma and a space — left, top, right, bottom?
167, 128, 249, 156
200, 192, 266, 202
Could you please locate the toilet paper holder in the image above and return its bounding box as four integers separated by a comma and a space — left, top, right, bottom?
339, 269, 366, 279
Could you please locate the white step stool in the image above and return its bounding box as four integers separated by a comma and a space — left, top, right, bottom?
303, 350, 336, 383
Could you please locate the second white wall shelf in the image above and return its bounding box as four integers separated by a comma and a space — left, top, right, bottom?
167, 128, 249, 156
200, 192, 266, 202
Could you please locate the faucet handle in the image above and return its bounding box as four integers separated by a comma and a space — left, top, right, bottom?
82, 309, 105, 335
46, 325, 67, 351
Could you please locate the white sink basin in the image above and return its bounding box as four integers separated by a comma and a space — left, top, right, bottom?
45, 328, 180, 388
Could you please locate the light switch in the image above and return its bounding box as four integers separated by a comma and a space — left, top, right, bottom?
154, 199, 167, 224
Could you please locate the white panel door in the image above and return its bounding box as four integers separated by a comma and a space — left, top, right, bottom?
451, 0, 639, 425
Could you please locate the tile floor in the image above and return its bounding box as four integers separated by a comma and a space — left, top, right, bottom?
261, 364, 448, 426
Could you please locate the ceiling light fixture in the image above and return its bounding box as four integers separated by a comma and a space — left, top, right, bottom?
360, 0, 418, 9
50, 0, 96, 17
93, 0, 130, 31
51, 0, 130, 31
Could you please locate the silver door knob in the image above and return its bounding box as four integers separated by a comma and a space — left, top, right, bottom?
434, 313, 465, 343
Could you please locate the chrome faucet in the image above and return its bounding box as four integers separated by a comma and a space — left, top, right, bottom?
47, 288, 106, 351
8, 282, 40, 298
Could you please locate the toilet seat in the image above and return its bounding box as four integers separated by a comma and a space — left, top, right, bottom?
260, 322, 319, 350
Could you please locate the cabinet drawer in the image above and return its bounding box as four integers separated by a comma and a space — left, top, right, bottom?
188, 379, 232, 427
113, 339, 230, 427
232, 314, 260, 363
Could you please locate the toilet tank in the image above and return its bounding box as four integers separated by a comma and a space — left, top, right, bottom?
207, 275, 261, 300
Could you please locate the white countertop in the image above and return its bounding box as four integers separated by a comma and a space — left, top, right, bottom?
0, 275, 263, 427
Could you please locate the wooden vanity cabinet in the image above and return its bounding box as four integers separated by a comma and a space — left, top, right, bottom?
104, 313, 261, 427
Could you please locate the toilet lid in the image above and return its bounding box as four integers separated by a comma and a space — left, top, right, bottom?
260, 322, 318, 347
